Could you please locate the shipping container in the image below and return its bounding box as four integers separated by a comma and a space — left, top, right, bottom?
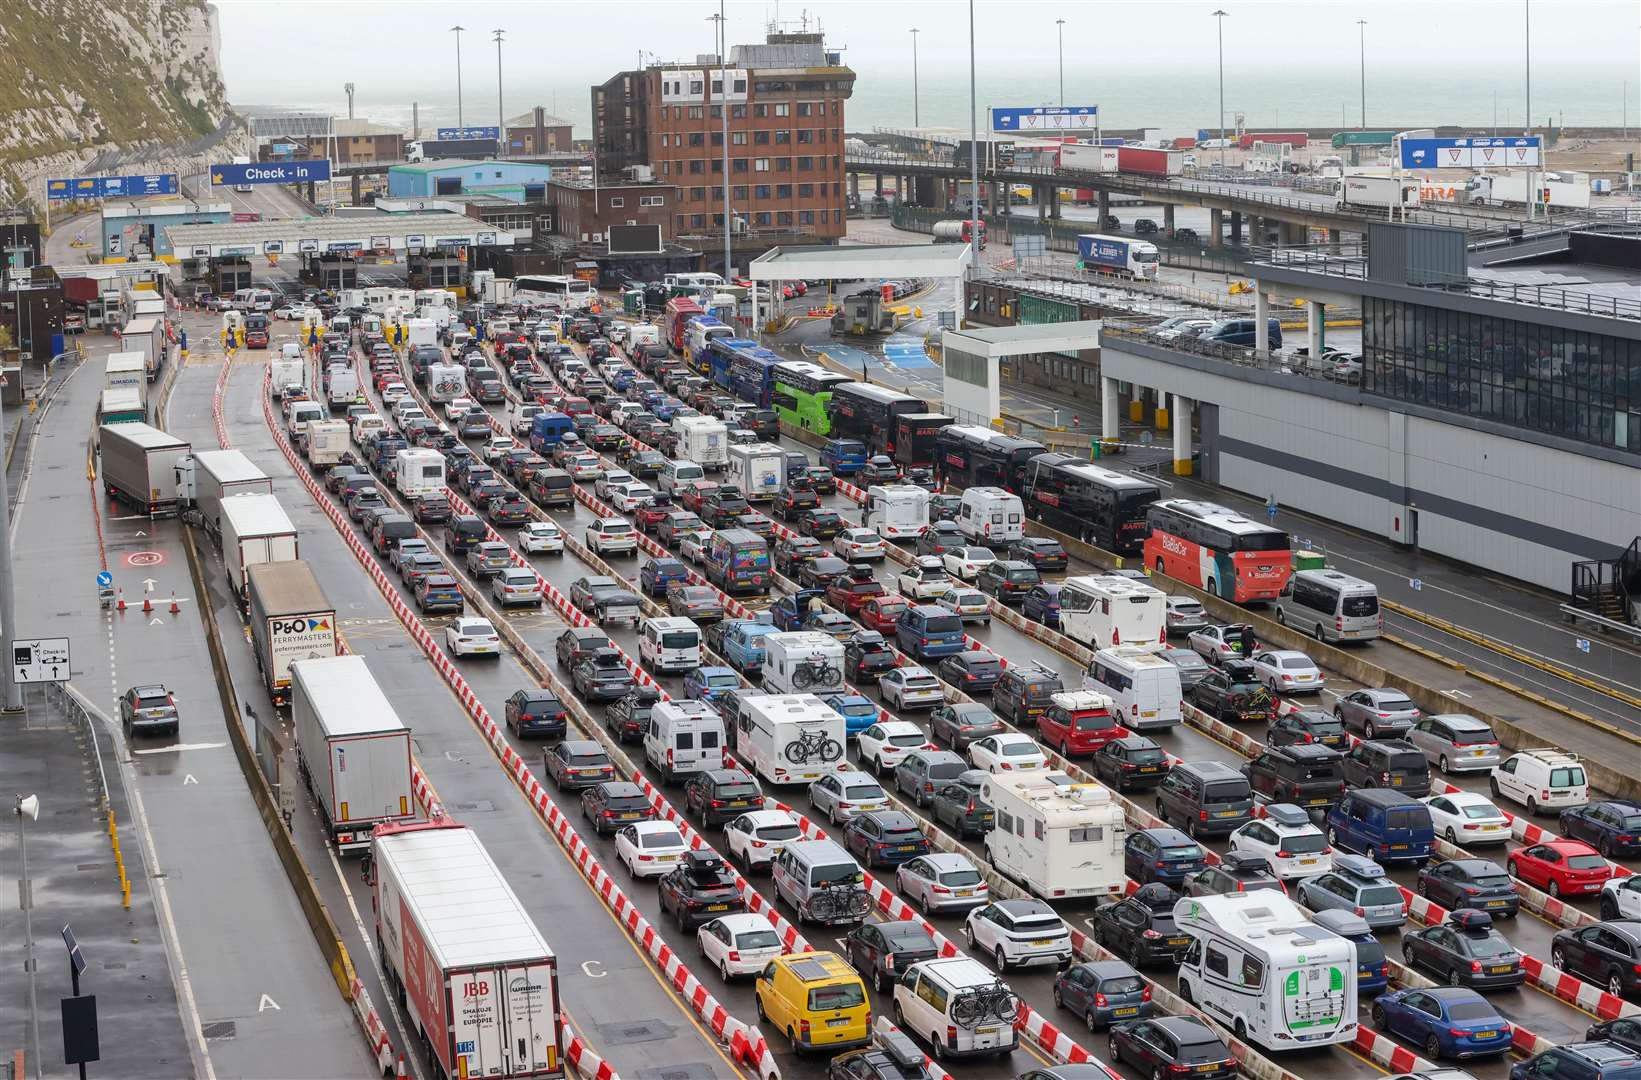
1330, 130, 1398, 149
290, 655, 414, 851
1236, 132, 1309, 150
246, 560, 337, 706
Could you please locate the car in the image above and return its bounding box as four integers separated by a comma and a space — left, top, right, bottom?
1336, 687, 1422, 739
504, 688, 568, 738
773, 534, 825, 576
1408, 714, 1503, 774
1508, 840, 1614, 898
1401, 909, 1524, 988
1294, 854, 1408, 929
937, 650, 1003, 694
606, 481, 655, 513
445, 397, 478, 422
1007, 537, 1068, 573
1190, 659, 1276, 724
1090, 883, 1190, 966
1585, 1017, 1641, 1054
325, 464, 364, 494
1224, 803, 1332, 879
1371, 987, 1514, 1061
1491, 749, 1589, 815
668, 585, 724, 622
1092, 736, 1172, 792
658, 851, 748, 930
897, 556, 953, 601
723, 809, 801, 870
697, 913, 785, 981
482, 435, 519, 462
838, 926, 942, 1021
413, 493, 453, 524
1038, 690, 1126, 758
802, 608, 855, 643
640, 555, 690, 596
880, 667, 944, 711
858, 596, 911, 637
613, 819, 687, 875
490, 565, 544, 607
444, 616, 501, 658
929, 702, 1005, 752
569, 575, 623, 612
1106, 1016, 1237, 1080
935, 587, 990, 625
399, 552, 444, 590
555, 626, 612, 669
834, 528, 885, 563
894, 748, 969, 808
465, 540, 513, 579
682, 768, 763, 829
977, 559, 1040, 603
1417, 858, 1520, 917
1054, 959, 1154, 1032
1560, 802, 1641, 859
965, 898, 1072, 971
930, 769, 995, 839
806, 466, 836, 495
968, 732, 1048, 774
808, 770, 891, 825
677, 529, 714, 566
1022, 584, 1063, 629
346, 487, 386, 522
416, 573, 465, 614
572, 648, 638, 701
1182, 852, 1288, 897
519, 520, 565, 553
682, 666, 739, 706
567, 453, 603, 480
543, 740, 616, 790
1164, 596, 1208, 636
915, 521, 965, 557
587, 516, 638, 554
827, 570, 887, 614
1423, 792, 1512, 846
1187, 622, 1256, 664
942, 546, 996, 582
1267, 708, 1349, 750
581, 781, 658, 836
888, 855, 988, 920
992, 662, 1065, 729
1123, 826, 1209, 887
119, 684, 179, 736
843, 809, 931, 868
1248, 649, 1325, 694
798, 555, 850, 591
843, 632, 897, 683
857, 720, 934, 776
1510, 1042, 1641, 1080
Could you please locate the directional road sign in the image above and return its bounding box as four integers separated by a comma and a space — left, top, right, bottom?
992, 106, 1099, 133
96, 571, 113, 590
210, 160, 332, 187
13, 637, 70, 683
46, 174, 177, 201
1397, 136, 1541, 170
436, 126, 500, 141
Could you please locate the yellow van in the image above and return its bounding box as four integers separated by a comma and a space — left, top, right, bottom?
754, 951, 871, 1054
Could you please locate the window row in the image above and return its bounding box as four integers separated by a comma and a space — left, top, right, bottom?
676, 209, 843, 229
658, 156, 842, 177
664, 100, 839, 120
661, 128, 841, 148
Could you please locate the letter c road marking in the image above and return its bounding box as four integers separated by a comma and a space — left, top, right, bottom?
581, 960, 606, 979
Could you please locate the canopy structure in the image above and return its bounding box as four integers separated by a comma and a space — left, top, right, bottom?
746, 242, 972, 327
940, 320, 1103, 425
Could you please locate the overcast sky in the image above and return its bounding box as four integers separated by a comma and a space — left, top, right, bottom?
217, 0, 1641, 126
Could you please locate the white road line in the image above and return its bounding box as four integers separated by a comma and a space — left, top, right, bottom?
132, 741, 228, 755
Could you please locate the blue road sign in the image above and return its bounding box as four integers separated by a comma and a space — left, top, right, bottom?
47, 173, 178, 201
210, 160, 332, 187
1575, 638, 1591, 653
1410, 577, 1423, 591
1398, 136, 1540, 170
436, 127, 500, 141
96, 571, 113, 589
992, 106, 1099, 133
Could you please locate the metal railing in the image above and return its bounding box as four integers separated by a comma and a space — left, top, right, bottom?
1102, 322, 1365, 386
45, 682, 132, 908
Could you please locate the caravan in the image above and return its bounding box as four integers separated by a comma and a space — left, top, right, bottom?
1058, 574, 1168, 652
1174, 891, 1358, 1051
733, 693, 847, 785
981, 770, 1127, 899
865, 484, 930, 541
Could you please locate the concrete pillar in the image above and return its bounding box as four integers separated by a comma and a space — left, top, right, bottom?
1172, 394, 1194, 476
1283, 220, 1306, 246
1101, 376, 1121, 445
1037, 185, 1047, 222
1307, 299, 1325, 360
1248, 215, 1262, 245
306, 180, 316, 204
1155, 397, 1170, 432
1254, 283, 1270, 359
1209, 208, 1224, 248
849, 173, 860, 201
1325, 227, 1340, 253
1048, 188, 1061, 219
1129, 387, 1145, 423
350, 174, 362, 204
1163, 204, 1176, 235
1230, 210, 1243, 245
1097, 189, 1110, 226
875, 173, 884, 195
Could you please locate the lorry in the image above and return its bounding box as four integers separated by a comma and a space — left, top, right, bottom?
674, 415, 728, 472
104, 351, 147, 399
219, 492, 299, 599
426, 362, 467, 404
370, 820, 565, 1079
404, 138, 498, 162
1467, 170, 1592, 210
1115, 146, 1184, 178
1061, 143, 1119, 173
246, 560, 337, 706
177, 448, 273, 535
99, 422, 191, 515
1076, 234, 1161, 281
1337, 175, 1421, 211
289, 654, 415, 851
305, 419, 352, 470
98, 388, 147, 426
119, 317, 165, 382
725, 442, 784, 501
326, 366, 361, 411
394, 447, 447, 499
929, 220, 987, 246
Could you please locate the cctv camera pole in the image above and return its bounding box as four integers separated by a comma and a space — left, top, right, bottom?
17, 795, 42, 1080
0, 382, 21, 714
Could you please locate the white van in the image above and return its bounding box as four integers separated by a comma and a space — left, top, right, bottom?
733, 693, 846, 786
639, 616, 702, 674
762, 632, 845, 696
892, 958, 1020, 1059
394, 448, 446, 499
1276, 569, 1382, 643
1082, 645, 1183, 731
285, 400, 325, 442
1058, 574, 1168, 652
1174, 891, 1359, 1051
507, 400, 544, 437
659, 459, 706, 498
644, 700, 725, 783
270, 351, 305, 396
982, 770, 1127, 900
865, 484, 931, 541
957, 487, 1025, 545
351, 412, 386, 445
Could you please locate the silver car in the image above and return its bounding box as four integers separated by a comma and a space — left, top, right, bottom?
1294, 855, 1408, 930
1165, 595, 1207, 635
807, 771, 891, 825
895, 853, 990, 913
490, 566, 543, 607
1249, 649, 1325, 694
1333, 687, 1421, 739
1406, 713, 1502, 774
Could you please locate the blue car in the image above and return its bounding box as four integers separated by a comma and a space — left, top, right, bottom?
1123, 826, 1208, 885
820, 438, 867, 476
1022, 584, 1062, 630
684, 665, 741, 705
822, 693, 880, 738
770, 588, 826, 632
1371, 986, 1513, 1060
640, 557, 690, 598
1559, 801, 1641, 859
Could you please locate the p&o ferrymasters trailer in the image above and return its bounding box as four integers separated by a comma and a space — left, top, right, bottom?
246, 560, 337, 706
289, 655, 413, 850
370, 820, 565, 1078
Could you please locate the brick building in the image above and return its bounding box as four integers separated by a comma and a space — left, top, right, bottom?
504, 107, 574, 154
260, 118, 404, 164
548, 178, 679, 246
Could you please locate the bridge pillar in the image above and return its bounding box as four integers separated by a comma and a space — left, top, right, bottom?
1172, 395, 1194, 475
1282, 220, 1307, 245
1097, 189, 1110, 227
1248, 215, 1263, 245
1101, 377, 1121, 446
1163, 204, 1175, 235
1325, 227, 1341, 253
1048, 188, 1061, 219
306, 180, 316, 204
351, 173, 362, 205
1254, 284, 1271, 360
1209, 208, 1224, 248
1230, 211, 1243, 244
874, 173, 884, 196
1036, 186, 1048, 222
1307, 299, 1325, 361
849, 173, 860, 202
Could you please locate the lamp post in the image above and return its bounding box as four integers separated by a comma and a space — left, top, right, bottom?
1056, 19, 1067, 107
450, 25, 466, 127
1523, 0, 1534, 221
1213, 10, 1229, 170
707, 4, 731, 277
17, 793, 41, 1080
968, 0, 979, 270
910, 28, 921, 127
1357, 19, 1367, 128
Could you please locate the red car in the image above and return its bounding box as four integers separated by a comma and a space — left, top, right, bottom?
858, 596, 909, 635
826, 574, 886, 615
635, 500, 673, 533
245, 329, 269, 349
679, 481, 720, 515
561, 395, 593, 417
1036, 690, 1128, 758
1507, 840, 1613, 898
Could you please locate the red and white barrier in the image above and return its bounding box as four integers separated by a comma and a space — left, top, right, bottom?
563, 1013, 623, 1080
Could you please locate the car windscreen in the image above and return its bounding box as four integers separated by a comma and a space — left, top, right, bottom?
1283, 833, 1327, 853
808, 984, 865, 1011
1566, 854, 1608, 870
813, 863, 864, 887
1358, 884, 1403, 906
661, 632, 699, 649
1386, 752, 1426, 772
1463, 933, 1515, 959
1202, 782, 1250, 805
1341, 593, 1379, 617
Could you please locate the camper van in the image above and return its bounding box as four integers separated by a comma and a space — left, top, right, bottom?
957, 487, 1025, 545
1083, 646, 1184, 731
733, 692, 847, 786
1173, 891, 1358, 1051
981, 770, 1127, 899
762, 632, 845, 696
1058, 574, 1168, 652
644, 700, 725, 783
865, 484, 931, 541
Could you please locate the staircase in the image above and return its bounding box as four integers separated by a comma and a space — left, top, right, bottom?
1570, 536, 1641, 626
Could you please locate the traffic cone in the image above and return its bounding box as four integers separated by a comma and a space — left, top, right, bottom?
394, 1054, 407, 1080
169, 591, 180, 615
142, 593, 153, 613
116, 588, 126, 612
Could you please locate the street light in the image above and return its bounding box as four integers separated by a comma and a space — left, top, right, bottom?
1523, 0, 1534, 221
710, 1, 730, 278
910, 29, 920, 127
17, 793, 41, 1080
1213, 10, 1229, 170
492, 29, 505, 159
1357, 19, 1367, 128
968, 0, 979, 266
1056, 19, 1067, 107
450, 25, 466, 127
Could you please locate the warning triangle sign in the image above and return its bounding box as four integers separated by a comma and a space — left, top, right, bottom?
1478, 148, 1497, 165
1444, 149, 1464, 166
1513, 148, 1528, 162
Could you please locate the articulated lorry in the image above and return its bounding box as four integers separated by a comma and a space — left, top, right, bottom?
99, 422, 190, 515
246, 560, 337, 706
219, 492, 299, 599
176, 449, 273, 535
290, 654, 414, 851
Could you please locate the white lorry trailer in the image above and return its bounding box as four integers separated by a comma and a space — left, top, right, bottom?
119, 316, 166, 382
219, 492, 299, 599
246, 560, 337, 707
1336, 175, 1422, 211
177, 449, 273, 535
370, 821, 565, 1078
289, 654, 415, 851
104, 351, 147, 402
726, 442, 784, 501
1467, 170, 1592, 210
99, 422, 191, 515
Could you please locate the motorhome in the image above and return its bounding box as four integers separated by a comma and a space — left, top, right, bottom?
394, 448, 447, 499
981, 770, 1127, 900
1173, 892, 1358, 1051
726, 442, 784, 501
762, 632, 845, 696
865, 484, 931, 541
1057, 574, 1168, 652
733, 693, 847, 786
957, 487, 1025, 545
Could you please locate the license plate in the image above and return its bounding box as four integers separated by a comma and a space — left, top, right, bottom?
1475, 1031, 1499, 1039
898, 845, 917, 852
656, 854, 677, 862
1391, 776, 1404, 786
1473, 750, 1488, 756
620, 812, 640, 819
1032, 939, 1056, 946
1485, 899, 1507, 908
1196, 1065, 1218, 1072
975, 1027, 997, 1037
707, 903, 730, 911
956, 889, 974, 897
1138, 766, 1159, 773
1490, 965, 1512, 974
1215, 810, 1241, 817
1114, 1007, 1139, 1016
1168, 937, 1190, 947
1308, 797, 1330, 805
1300, 858, 1317, 865
827, 1018, 850, 1028
1141, 710, 1157, 718
1389, 843, 1409, 850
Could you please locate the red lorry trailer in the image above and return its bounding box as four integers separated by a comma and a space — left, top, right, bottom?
372, 821, 564, 1078
1116, 147, 1184, 177
1237, 132, 1310, 150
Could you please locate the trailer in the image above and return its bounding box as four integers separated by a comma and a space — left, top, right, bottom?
289, 655, 414, 851
1237, 132, 1309, 150
1468, 171, 1592, 210
725, 442, 784, 501
371, 821, 565, 1078
177, 448, 273, 535
1076, 234, 1160, 281
674, 415, 728, 472
99, 422, 190, 515
405, 138, 498, 162
305, 419, 352, 470
104, 351, 147, 400
219, 492, 299, 598
246, 560, 337, 706
1115, 146, 1184, 178
1337, 175, 1421, 211
98, 388, 147, 426
1060, 143, 1120, 174
119, 316, 165, 382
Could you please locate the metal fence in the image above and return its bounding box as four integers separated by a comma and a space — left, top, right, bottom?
45, 682, 132, 908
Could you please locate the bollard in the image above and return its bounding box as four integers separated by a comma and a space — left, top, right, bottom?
142, 593, 153, 613
116, 588, 125, 612
169, 591, 180, 614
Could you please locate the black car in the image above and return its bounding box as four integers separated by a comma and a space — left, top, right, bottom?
860, 456, 899, 483
606, 686, 660, 743
682, 768, 763, 828
325, 464, 363, 494
1092, 736, 1172, 792
929, 703, 1005, 752
503, 688, 568, 739
772, 486, 821, 522
977, 560, 1040, 603
1008, 537, 1069, 573
1550, 920, 1641, 1000
1584, 1017, 1641, 1054
843, 631, 897, 682
798, 555, 850, 591
774, 535, 826, 576
930, 769, 994, 839
929, 493, 962, 522
1242, 744, 1346, 810
1107, 1017, 1237, 1080
843, 919, 938, 994
1401, 909, 1525, 988
543, 740, 615, 790
825, 1029, 936, 1080
1512, 1043, 1641, 1080
1190, 660, 1276, 724
806, 466, 836, 495
556, 626, 613, 669
843, 810, 932, 868
1183, 852, 1288, 897
658, 851, 747, 930
1267, 709, 1349, 751
580, 780, 657, 835
489, 492, 531, 525
1417, 859, 1521, 917
798, 508, 843, 541
413, 493, 452, 524
992, 662, 1064, 728
1560, 802, 1641, 859
572, 648, 637, 701
1090, 884, 1188, 966
937, 650, 1003, 694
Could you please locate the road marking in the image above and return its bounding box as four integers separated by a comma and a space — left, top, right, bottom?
257, 994, 281, 1012
182, 774, 200, 785
134, 742, 227, 755
580, 960, 606, 978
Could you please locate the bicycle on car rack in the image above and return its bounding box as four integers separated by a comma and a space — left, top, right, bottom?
792, 659, 841, 691
807, 880, 871, 923
783, 725, 844, 767
949, 979, 1021, 1029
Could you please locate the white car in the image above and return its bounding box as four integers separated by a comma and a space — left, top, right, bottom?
1228, 804, 1332, 880
942, 546, 996, 582
1249, 649, 1325, 694
936, 588, 991, 624
587, 517, 638, 555
880, 667, 944, 711
519, 520, 565, 554
483, 435, 519, 462
963, 898, 1073, 970
967, 732, 1047, 774
1422, 791, 1512, 846
445, 396, 478, 422
445, 616, 500, 657
857, 720, 934, 775
396, 406, 428, 427
381, 382, 410, 407
678, 529, 714, 565
1601, 875, 1641, 921
595, 469, 637, 501
723, 809, 801, 870
607, 481, 655, 513
834, 528, 885, 562
896, 852, 989, 914
568, 454, 604, 481
1188, 623, 1252, 664
490, 566, 543, 608
615, 820, 688, 878
697, 914, 784, 980
897, 557, 952, 600
273, 304, 314, 320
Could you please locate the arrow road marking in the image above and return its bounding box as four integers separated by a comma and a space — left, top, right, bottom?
257, 994, 280, 1012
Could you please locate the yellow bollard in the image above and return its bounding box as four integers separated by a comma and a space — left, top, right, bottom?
1128, 399, 1144, 422
1173, 458, 1194, 477
1155, 406, 1170, 432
